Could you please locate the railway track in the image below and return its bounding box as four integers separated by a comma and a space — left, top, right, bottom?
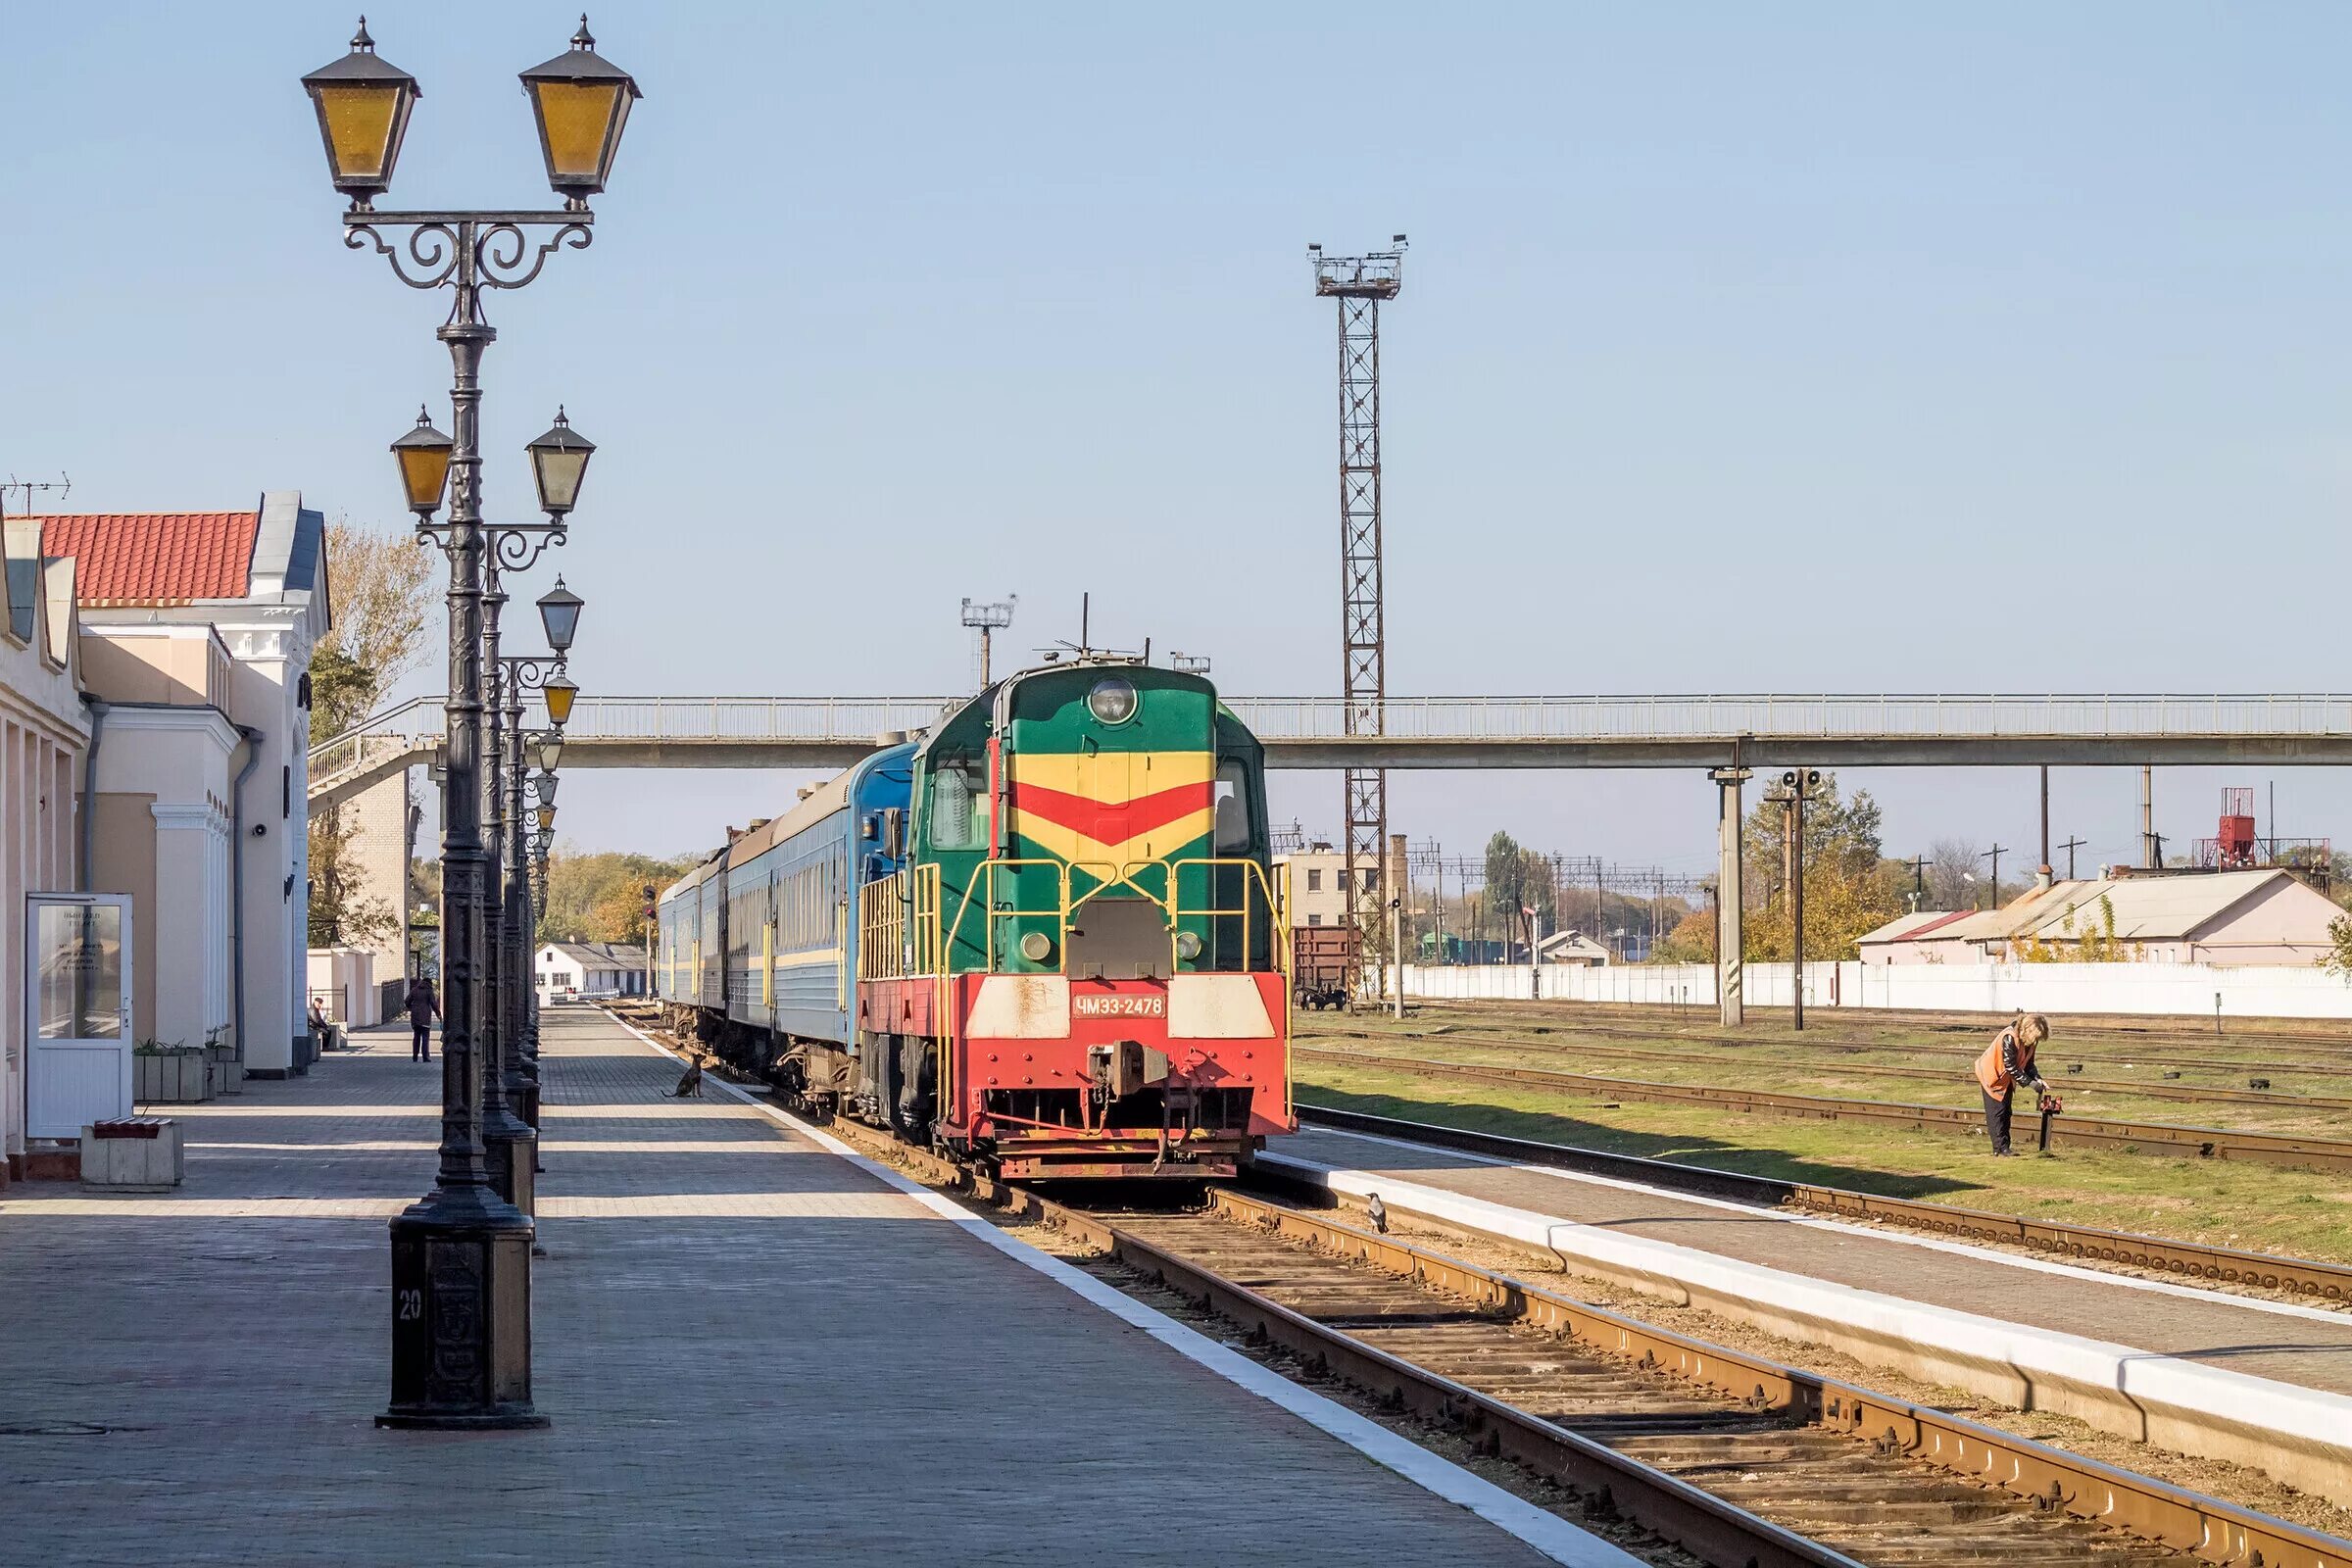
1305, 1024, 2352, 1111
1292, 1102, 2352, 1304
1298, 1044, 2352, 1172
1440, 999, 2352, 1056
809, 1110, 2349, 1568
1409, 1016, 2352, 1085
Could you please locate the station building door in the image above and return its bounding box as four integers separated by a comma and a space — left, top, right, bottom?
26, 894, 133, 1138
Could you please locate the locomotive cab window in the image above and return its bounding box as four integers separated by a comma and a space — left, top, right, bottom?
927, 757, 990, 852
1211, 759, 1253, 854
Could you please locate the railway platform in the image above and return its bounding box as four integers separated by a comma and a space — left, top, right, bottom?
1273, 1122, 2352, 1501
0, 1008, 1632, 1567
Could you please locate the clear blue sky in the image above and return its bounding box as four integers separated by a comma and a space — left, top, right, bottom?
7, 3, 2351, 881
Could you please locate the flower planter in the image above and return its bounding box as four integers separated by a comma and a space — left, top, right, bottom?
134, 1053, 213, 1104
208, 1045, 244, 1097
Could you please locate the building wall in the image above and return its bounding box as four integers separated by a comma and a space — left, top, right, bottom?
87, 706, 239, 1055
1277, 850, 1350, 928
336, 768, 415, 986
77, 627, 230, 710
0, 561, 89, 1175
87, 793, 160, 1044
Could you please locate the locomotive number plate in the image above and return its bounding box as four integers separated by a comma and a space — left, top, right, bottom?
1072, 994, 1166, 1019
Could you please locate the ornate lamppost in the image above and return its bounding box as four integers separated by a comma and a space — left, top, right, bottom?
499, 584, 581, 1119
303, 14, 640, 1432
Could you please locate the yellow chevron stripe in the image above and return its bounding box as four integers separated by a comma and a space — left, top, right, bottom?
1006, 750, 1215, 802
1013, 809, 1216, 866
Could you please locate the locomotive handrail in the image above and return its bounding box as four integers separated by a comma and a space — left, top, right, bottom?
1166, 857, 1287, 983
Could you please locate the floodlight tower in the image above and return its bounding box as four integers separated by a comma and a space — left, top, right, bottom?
960, 595, 1017, 687
1309, 233, 1406, 956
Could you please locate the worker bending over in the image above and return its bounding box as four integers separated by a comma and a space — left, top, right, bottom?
1973, 1012, 2051, 1156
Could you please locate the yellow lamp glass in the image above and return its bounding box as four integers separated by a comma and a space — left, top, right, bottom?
394, 445, 451, 514
529, 81, 624, 184
542, 678, 577, 726
536, 804, 558, 834
300, 22, 419, 203
316, 85, 404, 181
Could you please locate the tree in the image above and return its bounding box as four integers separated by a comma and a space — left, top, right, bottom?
1740, 774, 1903, 962
1652, 906, 1716, 963
1925, 837, 1984, 912
2321, 914, 2352, 980
307, 517, 438, 948
538, 849, 699, 945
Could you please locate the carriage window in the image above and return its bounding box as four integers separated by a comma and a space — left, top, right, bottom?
929, 758, 988, 851
1212, 759, 1252, 853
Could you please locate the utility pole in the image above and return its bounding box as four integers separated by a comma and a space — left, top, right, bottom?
1711, 766, 1750, 1026
1389, 833, 1407, 1019
1907, 855, 1933, 908
2038, 764, 2052, 887
1309, 235, 1406, 977
1771, 770, 1819, 1031
2140, 765, 2155, 870
1982, 843, 2006, 908
960, 596, 1016, 688
2057, 836, 2086, 880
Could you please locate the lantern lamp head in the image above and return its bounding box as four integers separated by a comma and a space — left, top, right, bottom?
390, 406, 454, 516
301, 18, 421, 208
518, 17, 642, 207
536, 577, 584, 653
526, 409, 595, 517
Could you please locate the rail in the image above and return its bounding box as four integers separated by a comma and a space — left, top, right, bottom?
812, 1106, 2350, 1568
1294, 1102, 2352, 1302
1298, 1045, 2352, 1172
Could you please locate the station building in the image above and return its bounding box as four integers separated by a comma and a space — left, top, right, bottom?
35, 496, 330, 1078
0, 524, 89, 1184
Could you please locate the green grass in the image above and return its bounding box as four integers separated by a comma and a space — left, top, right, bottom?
1295, 1055, 2352, 1266
1303, 1006, 2352, 1137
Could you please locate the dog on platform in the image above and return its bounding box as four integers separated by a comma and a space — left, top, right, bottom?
673, 1054, 705, 1099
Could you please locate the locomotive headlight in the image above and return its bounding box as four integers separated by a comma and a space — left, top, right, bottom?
1086, 677, 1138, 725
1174, 930, 1202, 961
1018, 931, 1054, 963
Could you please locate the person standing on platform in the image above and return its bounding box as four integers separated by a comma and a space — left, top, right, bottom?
1974, 1012, 2050, 1156
404, 975, 439, 1063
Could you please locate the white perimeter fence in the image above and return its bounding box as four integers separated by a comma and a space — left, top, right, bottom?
1397, 960, 2352, 1021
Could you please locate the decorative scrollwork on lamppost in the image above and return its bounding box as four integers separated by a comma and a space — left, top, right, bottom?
305, 13, 639, 1435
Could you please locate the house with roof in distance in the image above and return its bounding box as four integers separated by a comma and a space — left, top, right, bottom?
35, 495, 330, 1078
1857, 868, 2345, 967
536, 941, 649, 1002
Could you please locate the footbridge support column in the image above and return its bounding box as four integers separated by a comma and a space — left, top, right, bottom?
1711, 766, 1751, 1027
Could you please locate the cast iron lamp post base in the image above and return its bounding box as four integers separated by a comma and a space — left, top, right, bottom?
379, 1196, 550, 1431
481, 1123, 536, 1216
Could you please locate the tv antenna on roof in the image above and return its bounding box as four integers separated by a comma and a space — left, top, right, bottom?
0, 471, 70, 518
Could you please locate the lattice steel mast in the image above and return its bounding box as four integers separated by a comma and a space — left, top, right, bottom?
1310, 234, 1407, 961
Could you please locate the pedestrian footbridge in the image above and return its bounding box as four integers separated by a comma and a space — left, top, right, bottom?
307, 692, 2352, 811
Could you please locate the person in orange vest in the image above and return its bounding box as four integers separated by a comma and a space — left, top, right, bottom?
1974, 1012, 2051, 1156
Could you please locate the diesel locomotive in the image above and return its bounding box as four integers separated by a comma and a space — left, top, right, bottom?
654, 659, 1294, 1178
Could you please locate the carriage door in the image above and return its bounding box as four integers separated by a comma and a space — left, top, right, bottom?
25, 895, 134, 1138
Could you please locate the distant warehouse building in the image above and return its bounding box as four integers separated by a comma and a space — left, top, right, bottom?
1858, 869, 2344, 967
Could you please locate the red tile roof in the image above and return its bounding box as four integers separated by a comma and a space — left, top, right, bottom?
35, 512, 259, 606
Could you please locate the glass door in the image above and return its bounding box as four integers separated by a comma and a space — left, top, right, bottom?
25, 895, 133, 1138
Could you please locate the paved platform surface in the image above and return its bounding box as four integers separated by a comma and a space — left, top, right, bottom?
0, 1011, 1579, 1567
1285, 1124, 2352, 1396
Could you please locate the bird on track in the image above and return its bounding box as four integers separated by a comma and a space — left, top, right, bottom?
1367, 1193, 1388, 1234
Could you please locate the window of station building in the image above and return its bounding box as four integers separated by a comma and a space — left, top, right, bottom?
1306, 867, 1322, 892
928, 757, 990, 852
1307, 912, 1323, 926
1211, 759, 1253, 854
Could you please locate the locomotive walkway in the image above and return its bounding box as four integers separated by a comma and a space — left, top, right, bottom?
0, 1009, 1623, 1567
